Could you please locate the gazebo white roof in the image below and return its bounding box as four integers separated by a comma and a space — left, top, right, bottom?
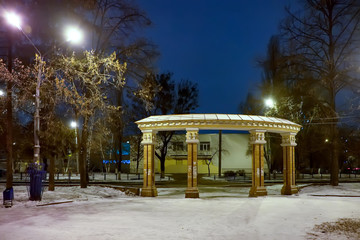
136, 114, 301, 133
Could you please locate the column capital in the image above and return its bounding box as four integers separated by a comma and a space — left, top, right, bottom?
186, 128, 199, 144
281, 132, 297, 147
141, 130, 157, 145
249, 129, 266, 144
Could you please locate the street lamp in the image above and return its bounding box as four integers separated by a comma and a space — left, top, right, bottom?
0, 90, 4, 96
70, 121, 79, 174
4, 11, 83, 164
4, 12, 21, 30
65, 26, 83, 44
264, 98, 275, 109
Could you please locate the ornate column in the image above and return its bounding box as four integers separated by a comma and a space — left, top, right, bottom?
141, 130, 158, 197
185, 128, 200, 198
249, 130, 267, 197
281, 132, 298, 195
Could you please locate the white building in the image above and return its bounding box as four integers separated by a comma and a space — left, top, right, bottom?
131, 132, 265, 175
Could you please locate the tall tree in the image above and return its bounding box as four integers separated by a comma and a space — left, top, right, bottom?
0, 58, 33, 189
256, 33, 339, 174
282, 0, 360, 185
52, 51, 126, 188
133, 72, 199, 177
1, 1, 157, 176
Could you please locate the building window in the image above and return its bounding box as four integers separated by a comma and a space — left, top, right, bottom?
172, 142, 185, 151
200, 142, 210, 151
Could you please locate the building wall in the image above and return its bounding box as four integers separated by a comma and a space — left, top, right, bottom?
130, 132, 263, 175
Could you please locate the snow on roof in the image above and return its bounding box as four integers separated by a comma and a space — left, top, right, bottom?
136, 114, 301, 133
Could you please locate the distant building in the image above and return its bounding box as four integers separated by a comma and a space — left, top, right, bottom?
130, 132, 268, 175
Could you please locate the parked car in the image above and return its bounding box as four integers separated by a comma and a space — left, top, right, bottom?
343, 167, 360, 174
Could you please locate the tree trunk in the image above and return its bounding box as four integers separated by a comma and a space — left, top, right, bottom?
218, 130, 222, 177
160, 158, 165, 178
79, 116, 89, 188
117, 87, 123, 173
207, 163, 210, 177
5, 83, 13, 189
86, 117, 94, 182
330, 124, 339, 186
48, 155, 55, 191
118, 132, 123, 173
6, 31, 13, 190
264, 145, 271, 180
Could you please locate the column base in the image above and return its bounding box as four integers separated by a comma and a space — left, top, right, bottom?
281, 185, 298, 195
141, 187, 158, 197
185, 188, 199, 198
249, 186, 267, 197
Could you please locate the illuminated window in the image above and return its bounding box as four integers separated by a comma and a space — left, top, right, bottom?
200, 142, 210, 151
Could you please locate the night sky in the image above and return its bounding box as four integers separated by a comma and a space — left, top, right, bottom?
137, 0, 295, 114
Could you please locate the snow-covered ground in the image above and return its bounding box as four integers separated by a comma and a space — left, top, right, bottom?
1, 183, 360, 240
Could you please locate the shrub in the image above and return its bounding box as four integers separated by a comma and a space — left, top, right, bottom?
224, 171, 236, 177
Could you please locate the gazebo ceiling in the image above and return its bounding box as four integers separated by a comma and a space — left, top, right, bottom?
136, 114, 301, 133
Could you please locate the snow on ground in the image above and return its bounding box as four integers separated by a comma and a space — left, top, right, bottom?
1, 183, 360, 240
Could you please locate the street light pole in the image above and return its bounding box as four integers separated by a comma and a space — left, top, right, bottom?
4, 11, 83, 165
4, 11, 43, 164
33, 58, 43, 163
264, 97, 275, 179
70, 121, 79, 173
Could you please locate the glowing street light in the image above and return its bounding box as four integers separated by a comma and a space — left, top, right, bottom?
5, 11, 42, 164
265, 98, 275, 108
4, 10, 83, 165
4, 11, 21, 30
0, 90, 4, 96
65, 26, 83, 44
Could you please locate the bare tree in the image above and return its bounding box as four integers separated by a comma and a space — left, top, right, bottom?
282, 0, 360, 185
133, 72, 199, 178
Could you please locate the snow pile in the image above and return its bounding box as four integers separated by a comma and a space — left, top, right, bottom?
300, 183, 360, 196
6, 186, 128, 208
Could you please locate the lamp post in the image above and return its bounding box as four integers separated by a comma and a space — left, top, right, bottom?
264, 97, 275, 179
70, 121, 79, 174
5, 11, 43, 164
4, 11, 83, 164
2, 11, 18, 199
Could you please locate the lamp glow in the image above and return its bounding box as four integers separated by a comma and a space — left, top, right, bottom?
4, 12, 21, 30
70, 121, 77, 128
65, 27, 83, 44
265, 98, 275, 108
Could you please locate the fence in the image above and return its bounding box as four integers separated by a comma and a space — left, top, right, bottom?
1, 171, 360, 183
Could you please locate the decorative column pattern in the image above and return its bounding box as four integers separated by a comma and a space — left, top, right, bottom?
141, 130, 158, 197
185, 128, 200, 198
281, 133, 298, 195
249, 130, 268, 197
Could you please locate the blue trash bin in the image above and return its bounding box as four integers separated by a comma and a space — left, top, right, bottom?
28, 165, 45, 201
3, 187, 14, 207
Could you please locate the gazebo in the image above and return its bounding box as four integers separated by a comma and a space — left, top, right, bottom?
136, 114, 301, 198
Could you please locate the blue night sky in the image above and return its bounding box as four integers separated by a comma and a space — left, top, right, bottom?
137, 0, 295, 114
